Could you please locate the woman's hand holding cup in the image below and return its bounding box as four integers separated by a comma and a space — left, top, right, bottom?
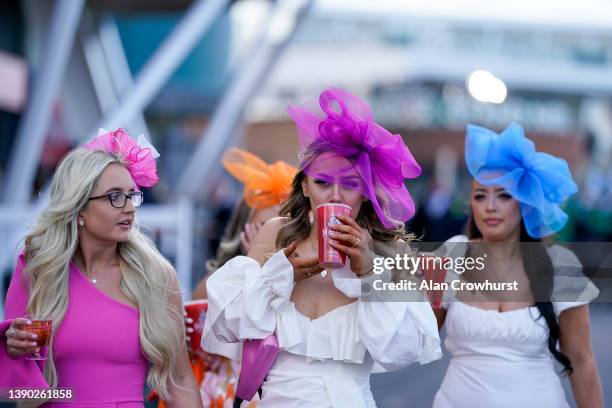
328, 214, 374, 277
5, 318, 39, 358
283, 242, 324, 281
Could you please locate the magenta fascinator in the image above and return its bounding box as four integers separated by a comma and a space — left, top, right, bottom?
83, 128, 159, 188
287, 88, 422, 228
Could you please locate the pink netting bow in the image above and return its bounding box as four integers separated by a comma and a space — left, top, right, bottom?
83, 128, 159, 188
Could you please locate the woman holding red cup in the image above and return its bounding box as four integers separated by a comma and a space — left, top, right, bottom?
202, 88, 441, 407
175, 148, 297, 408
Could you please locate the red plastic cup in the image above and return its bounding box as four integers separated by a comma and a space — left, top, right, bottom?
421, 255, 448, 309
184, 300, 208, 353
317, 203, 352, 269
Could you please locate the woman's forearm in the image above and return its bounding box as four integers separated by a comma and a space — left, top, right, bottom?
569, 356, 603, 408
166, 373, 203, 408
191, 276, 208, 300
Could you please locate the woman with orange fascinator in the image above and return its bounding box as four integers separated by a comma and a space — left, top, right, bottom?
181, 148, 296, 408
192, 147, 298, 299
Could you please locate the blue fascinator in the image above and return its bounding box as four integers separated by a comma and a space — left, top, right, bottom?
465, 123, 577, 238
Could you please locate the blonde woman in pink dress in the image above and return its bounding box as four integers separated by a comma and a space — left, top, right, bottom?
1, 129, 203, 407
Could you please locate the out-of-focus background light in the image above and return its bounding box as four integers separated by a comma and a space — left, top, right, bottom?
467, 70, 507, 104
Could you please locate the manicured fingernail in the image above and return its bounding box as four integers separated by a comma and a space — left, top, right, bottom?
31, 334, 37, 339
26, 321, 32, 325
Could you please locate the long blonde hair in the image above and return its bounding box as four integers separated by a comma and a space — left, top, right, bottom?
22, 148, 183, 401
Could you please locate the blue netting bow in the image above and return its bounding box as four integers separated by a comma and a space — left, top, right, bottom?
465, 123, 577, 238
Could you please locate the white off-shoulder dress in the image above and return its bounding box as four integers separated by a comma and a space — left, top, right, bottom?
202, 249, 442, 408
433, 236, 600, 408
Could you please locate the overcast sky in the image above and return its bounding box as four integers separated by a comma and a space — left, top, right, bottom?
316, 0, 612, 31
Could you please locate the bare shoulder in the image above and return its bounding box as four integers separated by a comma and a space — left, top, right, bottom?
247, 216, 289, 264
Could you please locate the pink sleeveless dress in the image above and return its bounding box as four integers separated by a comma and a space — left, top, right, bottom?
1, 252, 147, 407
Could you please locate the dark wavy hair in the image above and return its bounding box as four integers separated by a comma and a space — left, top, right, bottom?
205, 199, 253, 274
466, 216, 573, 375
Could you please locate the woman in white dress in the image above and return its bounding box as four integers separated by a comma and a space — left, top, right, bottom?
433, 123, 603, 408
202, 88, 442, 407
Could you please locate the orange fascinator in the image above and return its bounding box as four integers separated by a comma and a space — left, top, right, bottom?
222, 148, 297, 210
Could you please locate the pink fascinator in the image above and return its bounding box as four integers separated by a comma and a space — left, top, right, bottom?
287, 88, 421, 228
83, 128, 159, 188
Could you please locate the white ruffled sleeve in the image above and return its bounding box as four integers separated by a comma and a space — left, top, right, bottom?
202, 250, 294, 358
331, 257, 442, 373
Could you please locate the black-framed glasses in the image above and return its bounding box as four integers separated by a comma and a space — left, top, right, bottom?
88, 191, 144, 208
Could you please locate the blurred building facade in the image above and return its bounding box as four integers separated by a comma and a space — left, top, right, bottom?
1, 0, 611, 310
